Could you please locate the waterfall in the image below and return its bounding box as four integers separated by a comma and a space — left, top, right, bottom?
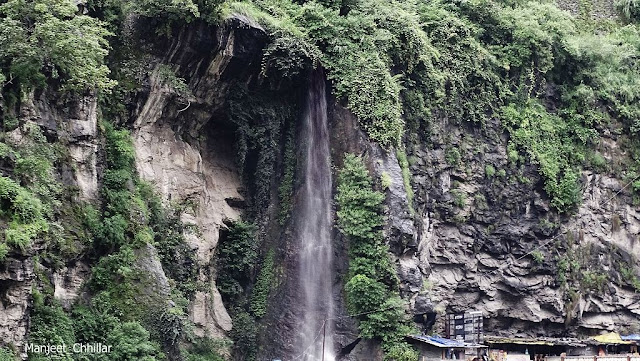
296, 68, 335, 361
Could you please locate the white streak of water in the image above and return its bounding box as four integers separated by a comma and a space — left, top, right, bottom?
296, 68, 335, 361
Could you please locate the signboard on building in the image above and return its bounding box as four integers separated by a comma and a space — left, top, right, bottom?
445, 311, 484, 344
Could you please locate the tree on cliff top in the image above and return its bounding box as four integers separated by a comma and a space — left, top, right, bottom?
0, 0, 115, 95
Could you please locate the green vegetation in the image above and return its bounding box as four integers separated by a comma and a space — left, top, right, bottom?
156, 64, 194, 102
29, 285, 166, 361
0, 0, 114, 97
85, 122, 159, 253
4, 117, 211, 360
620, 265, 640, 291
216, 221, 259, 303
103, 322, 166, 360
474, 193, 488, 210
278, 128, 296, 224
381, 171, 392, 189
450, 189, 467, 208
28, 291, 75, 361
229, 310, 258, 361
228, 84, 298, 213
0, 123, 74, 264
223, 0, 434, 147
0, 348, 15, 361
4, 0, 640, 357
616, 0, 640, 22
183, 338, 227, 361
78, 0, 640, 217
445, 147, 461, 166
531, 250, 545, 264
250, 249, 275, 318
0, 124, 62, 207
0, 176, 48, 259
215, 221, 264, 360
485, 164, 496, 178
587, 151, 608, 172
220, 0, 640, 213
396, 149, 414, 213
555, 237, 611, 296
74, 120, 203, 358
502, 101, 584, 212
582, 271, 607, 292
337, 154, 417, 361
87, 0, 223, 35
140, 183, 200, 299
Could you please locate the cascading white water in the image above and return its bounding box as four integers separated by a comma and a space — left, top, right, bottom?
296, 69, 335, 361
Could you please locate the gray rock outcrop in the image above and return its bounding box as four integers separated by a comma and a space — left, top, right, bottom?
0, 90, 99, 350
130, 15, 267, 339
408, 115, 640, 337
0, 257, 34, 352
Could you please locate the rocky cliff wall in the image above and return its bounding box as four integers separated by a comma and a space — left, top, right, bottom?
129, 15, 269, 339
0, 89, 100, 354
260, 72, 640, 360
0, 14, 270, 354
408, 115, 640, 337
328, 91, 640, 354
3, 7, 639, 359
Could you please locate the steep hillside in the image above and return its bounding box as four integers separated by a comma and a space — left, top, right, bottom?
1, 0, 640, 360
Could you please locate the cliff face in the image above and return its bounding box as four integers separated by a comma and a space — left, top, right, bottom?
325, 54, 640, 352
2, 5, 640, 361
326, 91, 640, 348
0, 14, 268, 353
0, 89, 99, 351
129, 16, 266, 339
407, 115, 640, 336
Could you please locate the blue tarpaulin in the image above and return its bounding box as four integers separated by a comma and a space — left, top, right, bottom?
407, 335, 486, 348
408, 335, 467, 348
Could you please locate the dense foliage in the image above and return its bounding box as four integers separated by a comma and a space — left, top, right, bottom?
3, 0, 640, 359
86, 0, 224, 35
81, 122, 209, 358
30, 292, 166, 361
216, 221, 259, 303
228, 84, 299, 214
223, 0, 430, 147
337, 154, 417, 361
249, 249, 275, 318
616, 0, 640, 22
225, 0, 640, 212
0, 0, 114, 97
0, 123, 98, 274
215, 221, 271, 360
0, 115, 213, 360
0, 176, 48, 260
